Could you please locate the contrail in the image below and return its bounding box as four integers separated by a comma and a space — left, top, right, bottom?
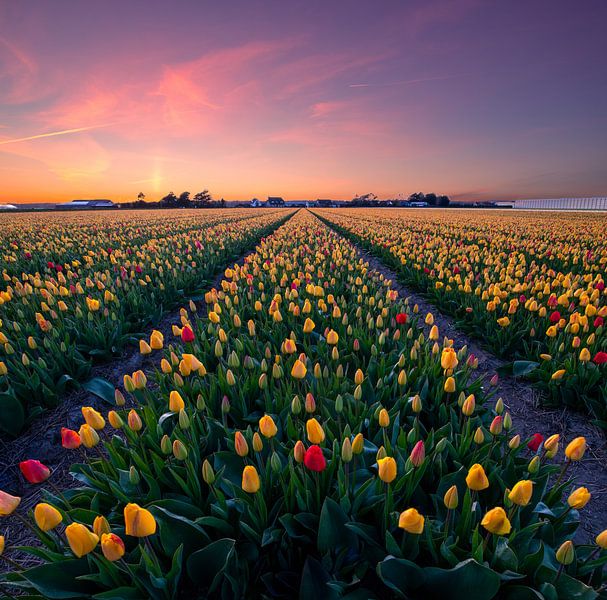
0, 123, 113, 146
349, 74, 462, 88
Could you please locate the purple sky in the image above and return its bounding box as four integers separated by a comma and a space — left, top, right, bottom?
1, 0, 606, 202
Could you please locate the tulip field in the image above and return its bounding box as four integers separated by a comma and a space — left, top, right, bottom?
0, 209, 291, 435
318, 209, 607, 425
1, 209, 606, 599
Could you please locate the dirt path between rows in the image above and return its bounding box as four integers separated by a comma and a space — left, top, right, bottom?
0, 246, 257, 571
348, 235, 607, 543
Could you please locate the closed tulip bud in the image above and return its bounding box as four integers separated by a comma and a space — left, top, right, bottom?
326, 329, 339, 345
168, 391, 185, 413
79, 424, 100, 448
0, 490, 21, 516
466, 463, 489, 490
123, 374, 135, 393
509, 434, 521, 449
462, 394, 475, 416
444, 485, 459, 509
133, 370, 147, 389
173, 439, 188, 460
291, 395, 302, 414
441, 347, 458, 370
503, 412, 512, 430
398, 508, 425, 534
411, 394, 422, 413
565, 437, 586, 461
444, 376, 456, 393
127, 409, 142, 432
114, 389, 126, 406
128, 466, 140, 485
259, 415, 277, 438
568, 486, 591, 509
341, 438, 353, 462
378, 408, 390, 427
556, 540, 575, 565
82, 406, 105, 430
291, 359, 307, 379
65, 523, 99, 557
354, 368, 364, 385
305, 393, 316, 413
139, 340, 152, 355
293, 440, 306, 463
160, 434, 172, 454
221, 396, 230, 414
508, 480, 534, 506
410, 440, 425, 467
398, 370, 407, 386
377, 456, 397, 483
495, 398, 504, 414
101, 533, 125, 562
124, 503, 156, 537
34, 503, 63, 531
270, 451, 282, 473
551, 369, 566, 380
253, 432, 263, 452
595, 530, 607, 549
335, 394, 344, 413
474, 427, 486, 444
481, 507, 511, 535
234, 431, 249, 457
352, 433, 364, 454
242, 465, 260, 493
150, 330, 163, 350
306, 418, 325, 444
543, 434, 560, 453
376, 446, 387, 460
202, 459, 215, 484
489, 416, 503, 436
528, 455, 540, 473
93, 515, 111, 538
108, 410, 123, 429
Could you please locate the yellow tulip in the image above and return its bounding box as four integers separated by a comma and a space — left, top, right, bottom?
568, 487, 591, 509
124, 503, 157, 537
34, 503, 63, 531
398, 508, 424, 534
101, 533, 125, 562
65, 523, 99, 557
466, 463, 489, 491
481, 507, 511, 535
377, 457, 397, 483
169, 391, 185, 412
242, 465, 260, 493
565, 437, 586, 461
443, 485, 459, 509
259, 415, 278, 438
306, 418, 325, 444
291, 359, 307, 379
81, 406, 105, 430
508, 480, 533, 506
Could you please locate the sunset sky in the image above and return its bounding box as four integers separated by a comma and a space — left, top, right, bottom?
1, 0, 606, 203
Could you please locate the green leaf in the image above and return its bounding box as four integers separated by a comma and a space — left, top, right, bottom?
82, 377, 116, 404
186, 538, 235, 590
152, 506, 211, 557
0, 392, 25, 435
19, 559, 93, 598
93, 587, 143, 599
423, 559, 501, 600
376, 556, 425, 596
317, 497, 357, 554
512, 361, 540, 377
299, 556, 340, 600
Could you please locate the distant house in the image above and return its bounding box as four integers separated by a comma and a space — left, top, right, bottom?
266, 196, 285, 207
62, 199, 115, 209
316, 199, 335, 208
0, 204, 18, 211
249, 198, 262, 208
409, 201, 429, 208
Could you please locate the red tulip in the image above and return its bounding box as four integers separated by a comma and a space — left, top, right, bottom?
181, 326, 195, 343
593, 316, 604, 328
395, 313, 408, 325
61, 428, 81, 449
593, 351, 607, 365
19, 459, 51, 484
303, 445, 326, 472
549, 311, 561, 324
527, 433, 544, 452
410, 441, 425, 467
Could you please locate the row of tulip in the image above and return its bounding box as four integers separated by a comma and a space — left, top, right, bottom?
0, 209, 291, 435
0, 210, 604, 599
315, 209, 607, 425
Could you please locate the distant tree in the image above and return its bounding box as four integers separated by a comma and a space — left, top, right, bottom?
160, 191, 178, 207
438, 195, 450, 207
425, 193, 438, 206
193, 190, 212, 207
176, 191, 191, 207
220, 198, 226, 208
408, 192, 425, 203
137, 192, 145, 203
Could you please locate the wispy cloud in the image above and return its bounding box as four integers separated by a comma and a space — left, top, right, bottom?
349, 74, 463, 88
0, 123, 113, 146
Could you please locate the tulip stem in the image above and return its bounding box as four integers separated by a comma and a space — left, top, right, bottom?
47, 477, 73, 510
443, 509, 451, 540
